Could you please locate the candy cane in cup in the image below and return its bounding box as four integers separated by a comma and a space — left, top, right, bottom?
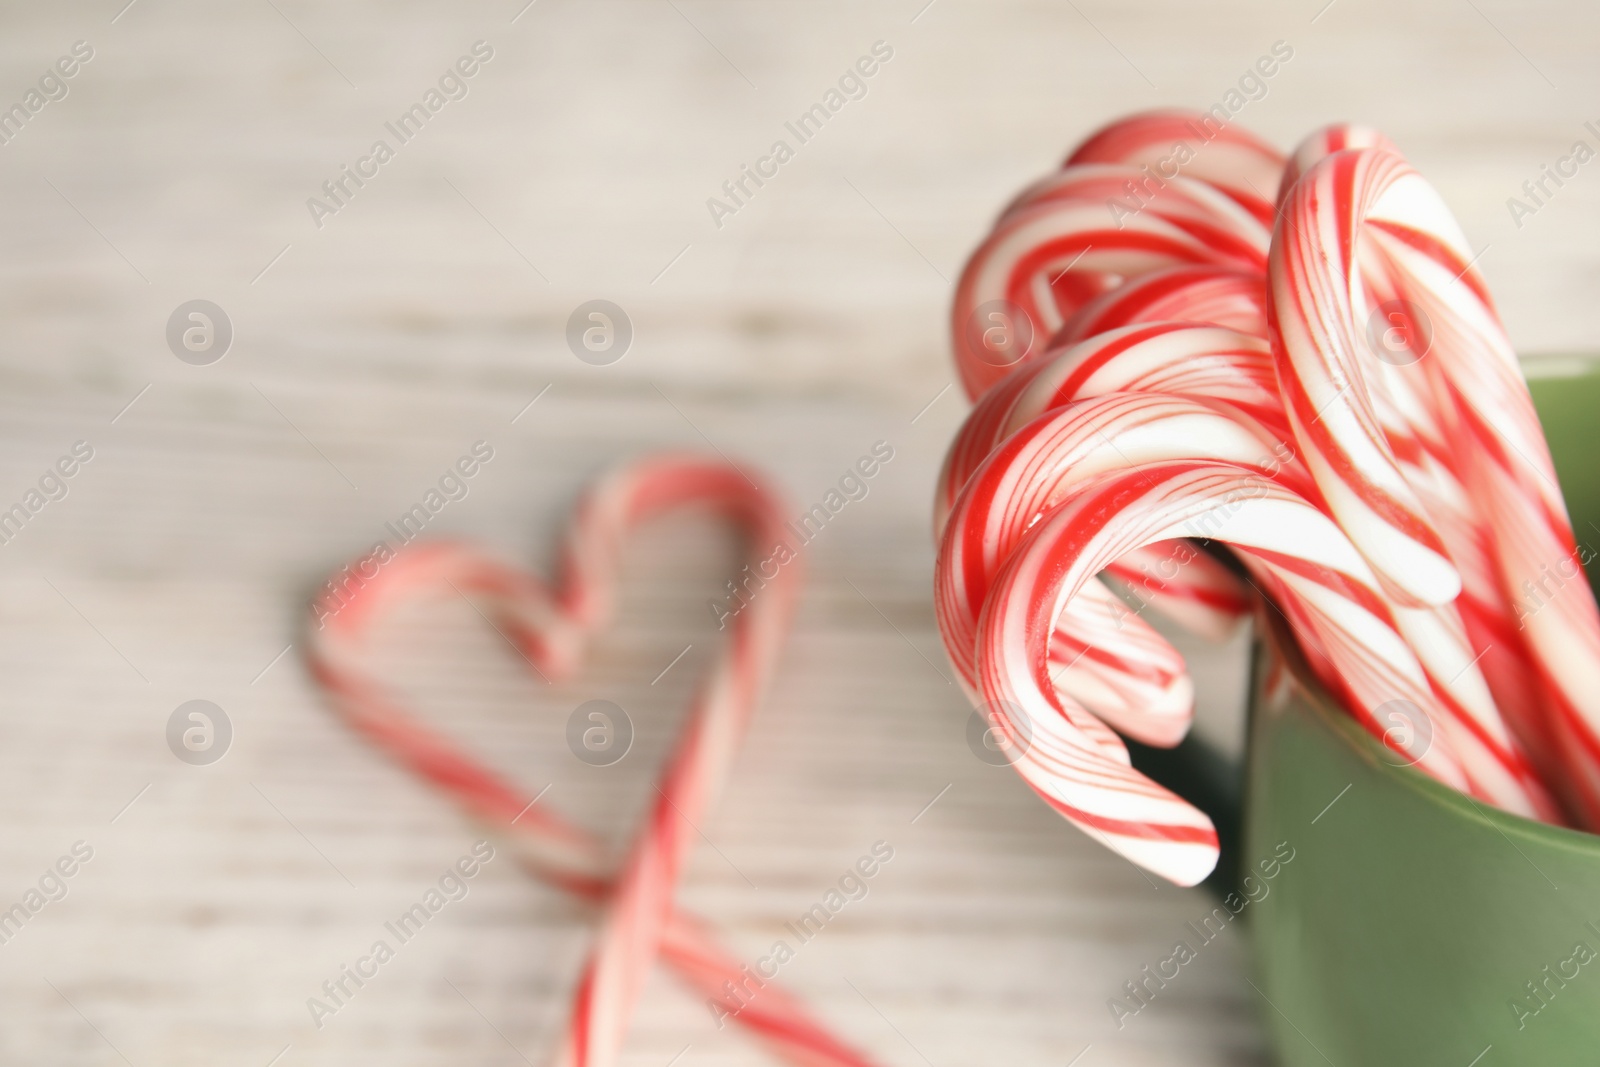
935, 322, 1284, 648
935, 391, 1301, 689
951, 160, 1272, 400
940, 379, 1551, 819
1380, 208, 1600, 822
1267, 147, 1464, 608
965, 459, 1479, 884
938, 112, 1590, 879
1271, 129, 1600, 820
1065, 108, 1287, 227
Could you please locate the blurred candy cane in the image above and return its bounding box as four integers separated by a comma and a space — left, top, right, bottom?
308, 455, 885, 1067
1066, 108, 1287, 226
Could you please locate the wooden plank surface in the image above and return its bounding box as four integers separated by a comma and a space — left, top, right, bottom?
0, 0, 1592, 1063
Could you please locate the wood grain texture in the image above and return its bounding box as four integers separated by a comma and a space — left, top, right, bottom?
0, 0, 1589, 1063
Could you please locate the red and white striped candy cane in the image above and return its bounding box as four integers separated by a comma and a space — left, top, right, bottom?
1065, 108, 1286, 227
935, 388, 1320, 797
1271, 131, 1593, 819
937, 113, 1584, 878
307, 455, 885, 1067
941, 380, 1555, 821
1267, 146, 1464, 608
936, 322, 1283, 524
935, 323, 1279, 645
967, 459, 1482, 883
1341, 152, 1600, 821
951, 154, 1272, 399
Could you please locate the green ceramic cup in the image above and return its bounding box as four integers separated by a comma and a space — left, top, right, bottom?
1133, 357, 1600, 1066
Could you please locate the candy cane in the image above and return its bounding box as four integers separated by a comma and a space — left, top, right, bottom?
936, 392, 1297, 679
969, 460, 1480, 883
307, 455, 884, 1067
939, 113, 1585, 877
936, 323, 1282, 524
951, 163, 1271, 400
1267, 147, 1465, 608
1363, 208, 1600, 814
1065, 108, 1287, 227
1272, 132, 1597, 819
942, 378, 1555, 810
936, 323, 1280, 648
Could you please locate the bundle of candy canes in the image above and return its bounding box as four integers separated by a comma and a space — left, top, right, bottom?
936, 109, 1600, 886
307, 455, 890, 1067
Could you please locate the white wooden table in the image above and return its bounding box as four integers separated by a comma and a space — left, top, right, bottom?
0, 0, 1593, 1063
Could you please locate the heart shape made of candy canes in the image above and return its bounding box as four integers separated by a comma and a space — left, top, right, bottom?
305, 453, 884, 1067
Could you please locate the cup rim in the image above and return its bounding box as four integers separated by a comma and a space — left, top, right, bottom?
1523, 351, 1600, 380
1258, 611, 1600, 859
